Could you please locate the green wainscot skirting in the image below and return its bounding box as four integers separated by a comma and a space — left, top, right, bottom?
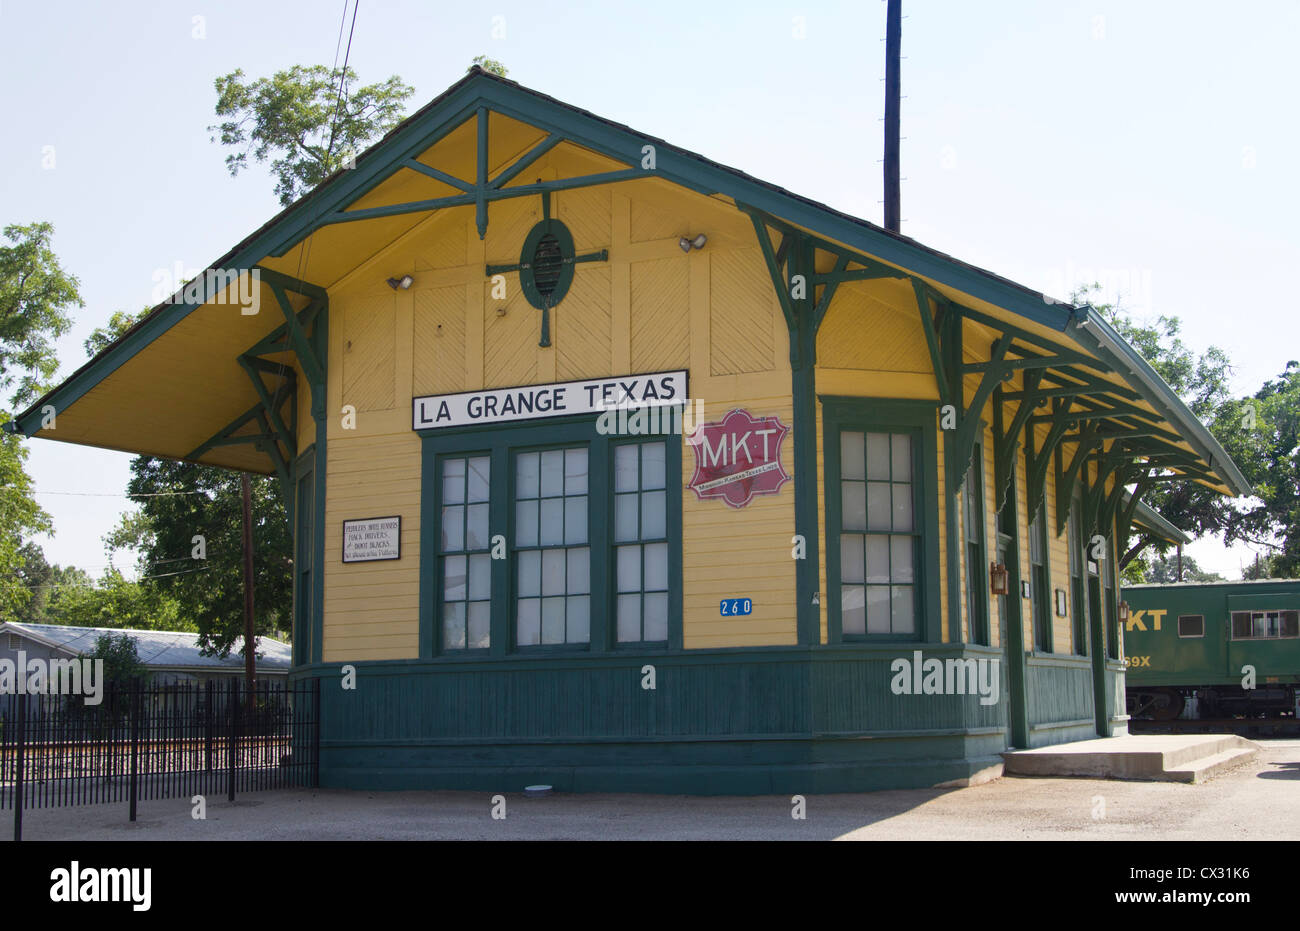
292, 643, 1012, 794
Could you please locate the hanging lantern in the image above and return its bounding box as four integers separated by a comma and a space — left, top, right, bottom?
989, 562, 1009, 596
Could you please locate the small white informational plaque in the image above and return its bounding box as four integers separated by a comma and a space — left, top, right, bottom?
342, 516, 402, 563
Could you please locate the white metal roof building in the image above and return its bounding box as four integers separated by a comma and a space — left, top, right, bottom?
0, 622, 291, 684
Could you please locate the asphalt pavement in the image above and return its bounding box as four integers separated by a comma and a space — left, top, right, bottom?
10, 739, 1299, 841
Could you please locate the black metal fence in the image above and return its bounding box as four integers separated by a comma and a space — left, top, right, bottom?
0, 678, 319, 840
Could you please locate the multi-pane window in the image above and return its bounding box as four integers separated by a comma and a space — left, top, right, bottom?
839, 431, 916, 636
440, 455, 492, 649
614, 441, 669, 643
1230, 610, 1299, 639
514, 448, 590, 646
1068, 496, 1087, 655
962, 448, 988, 644
1029, 507, 1050, 651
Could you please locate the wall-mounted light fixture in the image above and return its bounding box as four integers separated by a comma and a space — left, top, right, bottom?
1118, 601, 1130, 622
1020, 580, 1032, 599
678, 233, 707, 253
989, 563, 1009, 596
386, 274, 414, 290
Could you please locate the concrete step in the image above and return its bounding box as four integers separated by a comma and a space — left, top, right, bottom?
1001, 734, 1261, 783
1165, 747, 1260, 784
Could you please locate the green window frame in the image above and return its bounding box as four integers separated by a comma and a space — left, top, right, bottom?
822, 398, 941, 643
418, 413, 683, 657
512, 446, 591, 647
612, 439, 671, 645
437, 453, 493, 650
1103, 533, 1119, 659
1029, 506, 1052, 652
1067, 493, 1087, 656
962, 444, 989, 645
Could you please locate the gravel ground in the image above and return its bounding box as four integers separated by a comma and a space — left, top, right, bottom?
9, 739, 1299, 841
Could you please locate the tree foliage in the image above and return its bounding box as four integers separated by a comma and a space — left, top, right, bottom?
470, 55, 508, 76
210, 65, 414, 206
106, 458, 290, 657
0, 222, 83, 408
1075, 284, 1300, 579
0, 421, 52, 618
86, 632, 150, 688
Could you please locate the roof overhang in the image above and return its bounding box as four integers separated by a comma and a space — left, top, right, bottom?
4, 68, 1250, 503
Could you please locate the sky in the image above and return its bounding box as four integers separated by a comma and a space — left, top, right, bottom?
2, 0, 1297, 581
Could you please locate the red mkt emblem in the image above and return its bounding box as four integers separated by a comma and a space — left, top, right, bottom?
687, 409, 790, 508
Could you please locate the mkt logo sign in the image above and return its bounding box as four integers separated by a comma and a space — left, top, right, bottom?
687, 408, 789, 508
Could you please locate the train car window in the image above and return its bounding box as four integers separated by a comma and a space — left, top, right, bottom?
1230, 609, 1300, 639
1177, 614, 1204, 638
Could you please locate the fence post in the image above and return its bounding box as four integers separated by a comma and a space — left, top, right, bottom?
129, 681, 140, 822
14, 693, 26, 842
312, 677, 321, 789
205, 680, 214, 773
227, 678, 238, 803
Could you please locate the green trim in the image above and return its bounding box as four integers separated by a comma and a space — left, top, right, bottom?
992, 389, 1030, 748
821, 397, 942, 644
294, 643, 1007, 794
912, 279, 949, 408
417, 413, 683, 659
291, 445, 316, 668
1028, 495, 1053, 654
309, 307, 328, 666
962, 439, 990, 645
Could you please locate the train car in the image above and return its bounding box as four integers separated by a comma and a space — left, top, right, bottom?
1122, 579, 1300, 720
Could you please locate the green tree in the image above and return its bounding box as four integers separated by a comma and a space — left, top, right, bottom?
1073, 285, 1238, 566
1138, 553, 1224, 584
210, 64, 414, 206
0, 222, 83, 407
106, 458, 290, 656
470, 56, 508, 77
1221, 362, 1300, 576
83, 308, 149, 358
53, 567, 189, 632
0, 423, 52, 619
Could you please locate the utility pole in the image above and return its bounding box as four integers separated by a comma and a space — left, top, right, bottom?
883, 0, 902, 233
241, 473, 256, 688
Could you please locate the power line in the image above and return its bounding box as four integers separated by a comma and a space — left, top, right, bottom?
31, 490, 213, 497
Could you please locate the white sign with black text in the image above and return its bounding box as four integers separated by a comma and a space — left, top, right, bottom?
412, 370, 688, 430
342, 516, 401, 563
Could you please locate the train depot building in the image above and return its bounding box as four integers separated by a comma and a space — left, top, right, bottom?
5, 69, 1251, 793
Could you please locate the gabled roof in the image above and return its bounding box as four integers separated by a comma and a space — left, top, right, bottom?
3, 67, 1250, 498
0, 622, 291, 672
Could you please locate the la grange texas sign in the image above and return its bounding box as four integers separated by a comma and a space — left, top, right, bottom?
687, 408, 790, 508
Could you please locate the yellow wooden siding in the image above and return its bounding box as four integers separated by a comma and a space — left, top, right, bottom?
708, 248, 775, 375
981, 424, 999, 647
681, 387, 797, 648
629, 257, 690, 372
342, 294, 397, 412
555, 265, 612, 381
412, 285, 467, 395
321, 431, 423, 662
817, 281, 931, 373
